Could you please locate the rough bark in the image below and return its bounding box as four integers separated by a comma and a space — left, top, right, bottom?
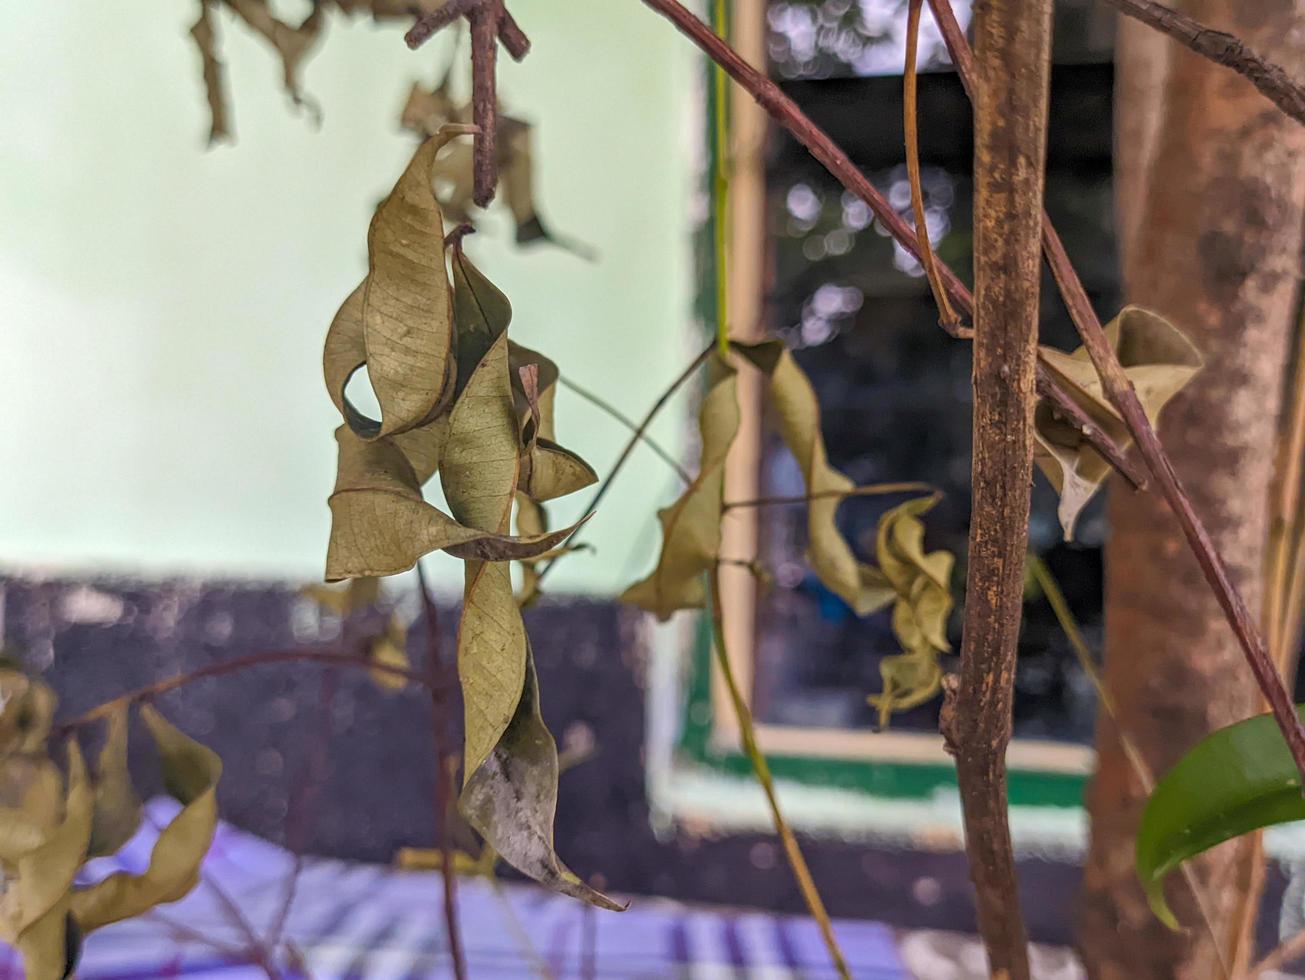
1080, 2, 1305, 977
939, 2, 1054, 978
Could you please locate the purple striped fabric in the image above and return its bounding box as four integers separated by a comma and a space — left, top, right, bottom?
2, 800, 908, 978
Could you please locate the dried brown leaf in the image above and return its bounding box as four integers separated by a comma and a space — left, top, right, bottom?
70, 708, 221, 933
1035, 305, 1202, 539
620, 359, 738, 620
361, 129, 473, 437
326, 427, 582, 580
88, 706, 142, 859
734, 342, 897, 616
441, 258, 616, 909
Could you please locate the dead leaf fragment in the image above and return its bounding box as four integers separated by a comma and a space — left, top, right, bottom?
620, 359, 739, 620
734, 341, 897, 616
326, 427, 582, 580
1034, 306, 1202, 539
71, 707, 221, 932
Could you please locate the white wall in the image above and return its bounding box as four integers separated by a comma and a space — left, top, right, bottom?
0, 1, 700, 595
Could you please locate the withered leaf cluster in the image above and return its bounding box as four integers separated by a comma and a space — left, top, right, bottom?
0, 669, 220, 980
321, 128, 615, 910
619, 342, 956, 725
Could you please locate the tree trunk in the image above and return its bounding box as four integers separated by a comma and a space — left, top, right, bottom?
1079, 2, 1305, 977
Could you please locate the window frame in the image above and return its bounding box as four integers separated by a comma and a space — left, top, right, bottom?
673, 0, 1091, 821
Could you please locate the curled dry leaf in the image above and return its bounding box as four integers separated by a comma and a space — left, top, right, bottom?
325, 426, 583, 580
733, 342, 897, 617
1035, 305, 1202, 539
0, 670, 221, 980
71, 707, 221, 933
620, 359, 739, 620
436, 255, 615, 909
362, 128, 477, 437
867, 496, 955, 727
88, 706, 142, 858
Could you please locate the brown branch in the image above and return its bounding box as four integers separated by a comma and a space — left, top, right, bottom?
1035, 373, 1148, 491
637, 0, 1143, 495
722, 482, 936, 510
926, 0, 1305, 782
405, 0, 530, 206
54, 645, 441, 735
417, 563, 467, 980
1100, 0, 1305, 127
939, 2, 1055, 977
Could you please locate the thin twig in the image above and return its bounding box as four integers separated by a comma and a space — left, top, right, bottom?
722, 482, 935, 511
925, 0, 1305, 786
902, 0, 959, 332
405, 0, 530, 206
1028, 556, 1232, 980
1100, 0, 1305, 127
638, 0, 1142, 494
938, 1, 1054, 975
1035, 373, 1149, 491
1247, 924, 1305, 978
416, 562, 468, 980
55, 647, 440, 735
556, 375, 691, 484
707, 570, 850, 979
534, 341, 715, 587
266, 670, 338, 954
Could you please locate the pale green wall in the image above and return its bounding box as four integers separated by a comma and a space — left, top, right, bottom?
0, 1, 700, 595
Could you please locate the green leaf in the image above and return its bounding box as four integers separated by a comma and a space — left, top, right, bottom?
1137, 706, 1305, 929
619, 358, 738, 620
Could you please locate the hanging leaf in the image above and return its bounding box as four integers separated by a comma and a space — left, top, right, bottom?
734, 341, 897, 617
440, 256, 616, 910
866, 497, 954, 727
1035, 306, 1202, 540
620, 358, 738, 620
88, 706, 142, 859
0, 673, 64, 862
323, 283, 452, 481
1137, 706, 1305, 929
461, 634, 624, 910
360, 128, 477, 437
71, 708, 221, 933
1, 739, 92, 980
325, 426, 584, 580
